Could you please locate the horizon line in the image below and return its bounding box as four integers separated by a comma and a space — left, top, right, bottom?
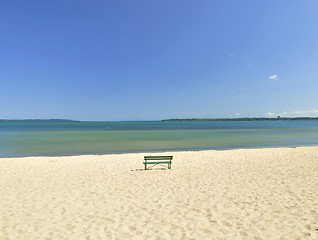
2, 116, 318, 122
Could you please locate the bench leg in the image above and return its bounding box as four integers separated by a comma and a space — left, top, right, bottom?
145, 163, 147, 170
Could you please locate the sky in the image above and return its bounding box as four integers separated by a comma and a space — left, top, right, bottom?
1, 0, 318, 121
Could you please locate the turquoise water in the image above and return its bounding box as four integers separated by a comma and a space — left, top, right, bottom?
1, 120, 318, 157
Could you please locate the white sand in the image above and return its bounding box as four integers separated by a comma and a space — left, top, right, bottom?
1, 146, 318, 240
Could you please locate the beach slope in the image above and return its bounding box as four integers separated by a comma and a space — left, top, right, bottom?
1, 147, 318, 239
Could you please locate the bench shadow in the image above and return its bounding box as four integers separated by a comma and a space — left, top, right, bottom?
132, 168, 169, 171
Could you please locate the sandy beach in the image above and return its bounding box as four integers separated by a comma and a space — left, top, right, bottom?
1, 146, 318, 240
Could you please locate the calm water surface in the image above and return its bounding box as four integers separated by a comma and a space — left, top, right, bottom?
1, 121, 318, 157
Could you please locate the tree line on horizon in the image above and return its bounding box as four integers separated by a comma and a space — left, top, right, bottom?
163, 117, 318, 122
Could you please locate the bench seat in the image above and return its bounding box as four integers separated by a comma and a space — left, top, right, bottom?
143, 161, 171, 164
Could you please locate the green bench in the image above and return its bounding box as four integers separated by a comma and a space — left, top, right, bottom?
143, 156, 173, 170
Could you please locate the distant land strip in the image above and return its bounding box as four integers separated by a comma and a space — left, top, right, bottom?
162, 117, 318, 122
1, 118, 318, 122
0, 119, 79, 122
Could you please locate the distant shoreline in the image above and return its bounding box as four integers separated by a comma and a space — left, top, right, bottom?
162, 117, 318, 122
0, 119, 79, 122
1, 117, 318, 122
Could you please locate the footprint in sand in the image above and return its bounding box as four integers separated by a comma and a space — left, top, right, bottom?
222, 221, 232, 227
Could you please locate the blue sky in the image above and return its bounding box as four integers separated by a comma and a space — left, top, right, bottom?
1, 1, 318, 120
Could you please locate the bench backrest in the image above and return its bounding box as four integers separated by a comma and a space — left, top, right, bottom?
144, 156, 173, 161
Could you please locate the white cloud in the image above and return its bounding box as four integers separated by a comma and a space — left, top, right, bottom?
266, 112, 275, 117
228, 113, 240, 118
265, 110, 318, 118
268, 74, 277, 80
227, 53, 235, 57
279, 110, 318, 117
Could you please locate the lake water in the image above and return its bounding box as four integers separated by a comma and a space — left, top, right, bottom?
1, 120, 318, 157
